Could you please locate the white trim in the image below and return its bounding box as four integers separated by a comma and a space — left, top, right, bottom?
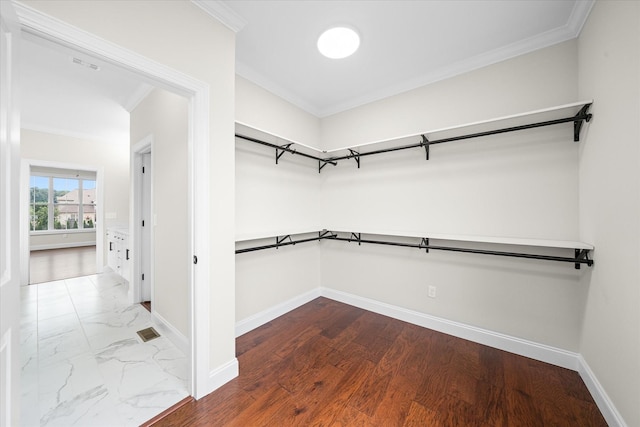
130, 135, 154, 306
578, 355, 628, 427
20, 122, 127, 145
152, 310, 189, 356
0, 329, 12, 427
30, 241, 96, 251
320, 287, 580, 370
191, 0, 246, 33
14, 1, 214, 399
189, 85, 212, 400
568, 0, 596, 37
235, 288, 321, 337
208, 358, 239, 393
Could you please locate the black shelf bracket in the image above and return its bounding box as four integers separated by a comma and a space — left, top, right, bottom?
319, 229, 337, 239
349, 232, 362, 245
276, 144, 293, 164
420, 135, 430, 161
419, 237, 430, 253
318, 159, 337, 173
573, 104, 593, 142
348, 149, 360, 168
276, 235, 292, 249
574, 248, 593, 269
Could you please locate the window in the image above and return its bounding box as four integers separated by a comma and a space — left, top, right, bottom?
29, 170, 97, 232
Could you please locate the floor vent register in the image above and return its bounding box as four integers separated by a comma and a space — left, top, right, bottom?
137, 327, 161, 342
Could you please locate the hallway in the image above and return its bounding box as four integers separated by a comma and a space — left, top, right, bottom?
20, 271, 189, 426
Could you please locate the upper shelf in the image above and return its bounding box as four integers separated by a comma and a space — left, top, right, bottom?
236, 100, 593, 173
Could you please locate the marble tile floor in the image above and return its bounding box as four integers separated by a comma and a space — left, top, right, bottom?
20, 271, 190, 426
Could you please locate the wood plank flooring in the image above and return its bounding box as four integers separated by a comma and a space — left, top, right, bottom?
151, 297, 607, 426
29, 246, 96, 284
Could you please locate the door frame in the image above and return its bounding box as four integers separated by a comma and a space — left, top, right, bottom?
130, 136, 154, 306
0, 1, 21, 424
14, 4, 211, 398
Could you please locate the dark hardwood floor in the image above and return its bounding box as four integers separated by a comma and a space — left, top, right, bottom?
29, 246, 97, 284
151, 297, 606, 426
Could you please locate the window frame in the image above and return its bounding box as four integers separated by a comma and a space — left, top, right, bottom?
29, 171, 97, 235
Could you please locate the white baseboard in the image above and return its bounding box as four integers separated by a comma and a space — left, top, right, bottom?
152, 310, 189, 356
320, 287, 580, 370
208, 358, 239, 394
578, 355, 627, 427
235, 288, 321, 337
30, 241, 96, 251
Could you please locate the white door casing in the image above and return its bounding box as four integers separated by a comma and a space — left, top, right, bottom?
130, 136, 154, 305
0, 1, 21, 425
141, 152, 152, 302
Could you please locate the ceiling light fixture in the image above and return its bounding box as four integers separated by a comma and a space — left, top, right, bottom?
317, 27, 360, 59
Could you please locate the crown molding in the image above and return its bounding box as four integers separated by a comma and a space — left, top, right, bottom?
123, 82, 155, 112
567, 0, 595, 37
236, 60, 322, 117
191, 0, 246, 33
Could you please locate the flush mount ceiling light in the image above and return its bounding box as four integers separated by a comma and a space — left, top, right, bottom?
317, 27, 360, 59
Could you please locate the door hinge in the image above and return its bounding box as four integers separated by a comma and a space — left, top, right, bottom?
142, 273, 145, 280
142, 220, 145, 227
142, 166, 145, 173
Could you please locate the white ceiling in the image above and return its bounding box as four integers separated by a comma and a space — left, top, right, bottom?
225, 0, 593, 117
19, 34, 149, 143
19, 0, 594, 142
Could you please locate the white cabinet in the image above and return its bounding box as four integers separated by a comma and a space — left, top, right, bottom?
107, 227, 130, 282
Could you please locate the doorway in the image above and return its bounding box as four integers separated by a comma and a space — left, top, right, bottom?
131, 137, 153, 309
14, 0, 214, 401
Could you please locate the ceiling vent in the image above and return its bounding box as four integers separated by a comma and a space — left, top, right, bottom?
72, 57, 101, 71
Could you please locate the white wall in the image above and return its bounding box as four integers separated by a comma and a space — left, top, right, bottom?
21, 129, 129, 265
235, 76, 324, 328
22, 0, 237, 392
130, 88, 189, 340
317, 40, 586, 351
235, 124, 323, 326
236, 76, 321, 147
578, 2, 640, 426
235, 128, 323, 237
320, 40, 579, 150
235, 39, 588, 354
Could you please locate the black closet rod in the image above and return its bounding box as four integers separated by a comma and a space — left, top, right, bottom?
235, 231, 593, 268
325, 109, 592, 162
328, 236, 593, 267
236, 103, 591, 167
235, 235, 324, 254
235, 134, 326, 163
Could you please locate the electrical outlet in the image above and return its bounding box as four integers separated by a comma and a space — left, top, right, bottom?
428, 285, 436, 299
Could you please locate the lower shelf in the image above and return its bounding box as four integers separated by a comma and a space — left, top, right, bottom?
235, 230, 594, 269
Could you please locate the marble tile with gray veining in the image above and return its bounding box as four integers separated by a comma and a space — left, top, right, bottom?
20, 273, 190, 426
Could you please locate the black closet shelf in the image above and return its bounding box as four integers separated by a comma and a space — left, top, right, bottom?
235, 100, 593, 173
235, 229, 594, 269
